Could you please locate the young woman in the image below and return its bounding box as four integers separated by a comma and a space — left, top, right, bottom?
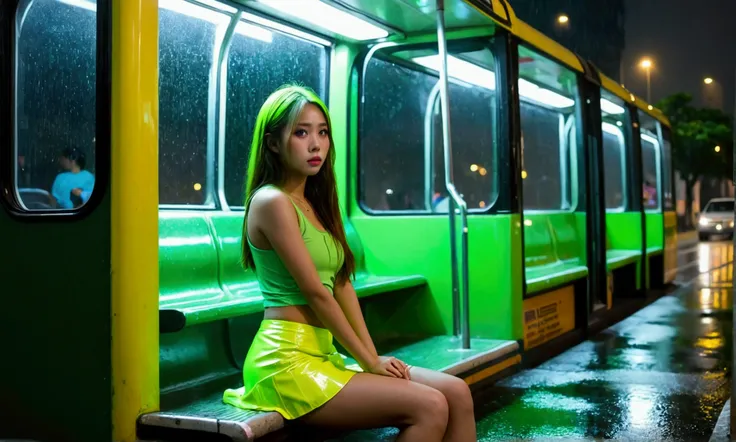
223, 85, 476, 442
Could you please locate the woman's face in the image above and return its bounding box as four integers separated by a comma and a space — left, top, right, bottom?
273, 103, 330, 178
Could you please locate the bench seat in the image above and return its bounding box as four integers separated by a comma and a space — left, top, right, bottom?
141, 338, 519, 441
526, 260, 588, 295
606, 249, 640, 271
160, 272, 427, 333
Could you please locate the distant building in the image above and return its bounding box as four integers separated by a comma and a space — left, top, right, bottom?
507, 0, 626, 82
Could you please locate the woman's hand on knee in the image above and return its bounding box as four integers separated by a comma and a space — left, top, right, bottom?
367, 356, 411, 380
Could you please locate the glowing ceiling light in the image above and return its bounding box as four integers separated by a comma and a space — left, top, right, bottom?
160, 0, 230, 25
601, 98, 625, 115
602, 122, 623, 136
58, 0, 96, 11
234, 21, 273, 43
518, 79, 575, 109
641, 133, 660, 147
259, 0, 389, 41
412, 55, 496, 91
413, 55, 574, 109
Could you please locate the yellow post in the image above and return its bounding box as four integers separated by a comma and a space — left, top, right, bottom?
111, 0, 160, 440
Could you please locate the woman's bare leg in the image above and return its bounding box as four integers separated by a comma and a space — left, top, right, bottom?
300, 372, 449, 442
408, 367, 476, 442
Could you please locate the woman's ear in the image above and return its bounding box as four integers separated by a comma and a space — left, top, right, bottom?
265, 133, 279, 154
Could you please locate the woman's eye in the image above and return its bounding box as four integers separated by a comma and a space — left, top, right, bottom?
294, 129, 307, 137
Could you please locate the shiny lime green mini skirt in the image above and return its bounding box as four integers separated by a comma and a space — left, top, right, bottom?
222, 319, 360, 420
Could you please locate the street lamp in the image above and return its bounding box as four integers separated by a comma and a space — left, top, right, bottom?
639, 57, 653, 102
702, 76, 724, 109
715, 145, 721, 153
557, 14, 569, 24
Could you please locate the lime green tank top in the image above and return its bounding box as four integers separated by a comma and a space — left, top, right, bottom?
247, 186, 345, 308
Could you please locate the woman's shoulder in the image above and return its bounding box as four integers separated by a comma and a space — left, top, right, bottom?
249, 185, 293, 217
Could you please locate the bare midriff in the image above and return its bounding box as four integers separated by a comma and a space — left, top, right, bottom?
263, 304, 325, 328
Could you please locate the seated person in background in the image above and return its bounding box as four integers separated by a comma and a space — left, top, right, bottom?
51, 147, 95, 209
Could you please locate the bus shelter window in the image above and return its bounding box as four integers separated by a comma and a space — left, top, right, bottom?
223, 21, 329, 208
360, 44, 499, 214
660, 126, 674, 211
14, 0, 97, 211
158, 0, 231, 207
600, 90, 628, 210
638, 110, 661, 211
517, 45, 580, 212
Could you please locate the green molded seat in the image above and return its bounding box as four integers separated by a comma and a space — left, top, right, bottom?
524, 214, 588, 295
606, 249, 640, 270
159, 211, 427, 333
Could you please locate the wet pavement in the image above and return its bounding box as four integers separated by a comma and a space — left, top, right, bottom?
322, 239, 734, 442
473, 240, 733, 441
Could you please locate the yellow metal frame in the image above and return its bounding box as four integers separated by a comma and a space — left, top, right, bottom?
463, 0, 670, 128
111, 0, 160, 440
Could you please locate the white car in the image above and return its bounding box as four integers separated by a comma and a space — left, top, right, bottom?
697, 198, 735, 241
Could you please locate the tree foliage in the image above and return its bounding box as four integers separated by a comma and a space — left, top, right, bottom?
656, 93, 733, 225
656, 93, 733, 184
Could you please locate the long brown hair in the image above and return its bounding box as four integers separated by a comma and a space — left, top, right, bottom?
241, 84, 355, 284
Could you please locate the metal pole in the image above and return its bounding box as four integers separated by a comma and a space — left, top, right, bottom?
436, 0, 470, 349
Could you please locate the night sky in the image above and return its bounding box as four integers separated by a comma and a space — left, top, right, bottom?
622, 0, 735, 116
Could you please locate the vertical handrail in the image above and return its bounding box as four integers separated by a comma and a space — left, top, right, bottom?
424, 82, 441, 213
436, 0, 470, 349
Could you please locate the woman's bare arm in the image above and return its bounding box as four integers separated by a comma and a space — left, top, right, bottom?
334, 280, 378, 359
249, 189, 378, 370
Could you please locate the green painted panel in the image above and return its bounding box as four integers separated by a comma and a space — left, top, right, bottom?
159, 212, 222, 302
646, 212, 664, 253
0, 196, 112, 441
350, 214, 523, 341
606, 212, 643, 251
605, 211, 643, 289
328, 43, 360, 207
523, 213, 586, 265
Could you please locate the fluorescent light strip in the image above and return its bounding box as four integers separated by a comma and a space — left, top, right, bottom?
58, 0, 96, 12
258, 0, 388, 41
641, 133, 660, 147
602, 122, 623, 136
235, 21, 273, 43
160, 0, 231, 24
195, 0, 237, 13
161, 0, 273, 43
519, 78, 575, 109
240, 10, 331, 47
412, 55, 496, 91
412, 55, 575, 109
601, 98, 625, 115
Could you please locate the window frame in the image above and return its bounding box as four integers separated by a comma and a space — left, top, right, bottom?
659, 122, 675, 211
1, 0, 112, 219
155, 1, 333, 210
515, 42, 582, 214
356, 37, 502, 216
599, 89, 630, 213
637, 109, 663, 213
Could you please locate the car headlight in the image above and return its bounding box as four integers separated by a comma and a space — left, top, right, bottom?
699, 217, 710, 226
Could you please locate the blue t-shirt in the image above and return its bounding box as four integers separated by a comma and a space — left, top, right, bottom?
51, 170, 95, 209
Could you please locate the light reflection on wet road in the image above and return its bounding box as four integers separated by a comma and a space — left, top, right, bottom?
322, 239, 733, 442
473, 239, 733, 441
